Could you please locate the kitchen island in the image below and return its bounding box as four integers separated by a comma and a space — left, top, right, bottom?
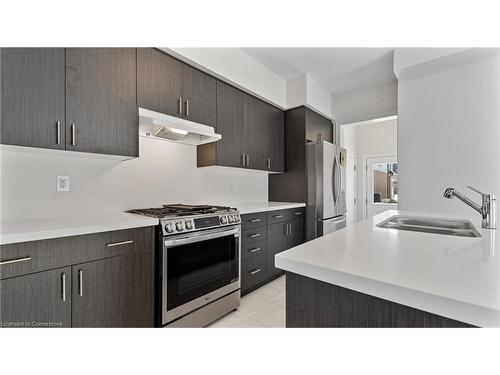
275, 210, 500, 327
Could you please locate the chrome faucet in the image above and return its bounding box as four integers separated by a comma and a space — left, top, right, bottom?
443, 186, 496, 229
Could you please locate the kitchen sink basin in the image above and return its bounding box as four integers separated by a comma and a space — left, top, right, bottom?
376, 215, 481, 238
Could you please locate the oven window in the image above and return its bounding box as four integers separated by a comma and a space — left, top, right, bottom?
166, 234, 239, 310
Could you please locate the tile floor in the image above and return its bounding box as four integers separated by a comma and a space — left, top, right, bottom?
208, 275, 285, 328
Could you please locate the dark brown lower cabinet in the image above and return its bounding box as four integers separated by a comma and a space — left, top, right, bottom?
241, 208, 305, 295
286, 273, 474, 328
72, 252, 153, 328
0, 227, 154, 328
0, 267, 72, 328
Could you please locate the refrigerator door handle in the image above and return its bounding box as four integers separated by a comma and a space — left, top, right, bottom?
333, 153, 341, 207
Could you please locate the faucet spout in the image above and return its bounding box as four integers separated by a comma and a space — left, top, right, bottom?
443, 186, 496, 229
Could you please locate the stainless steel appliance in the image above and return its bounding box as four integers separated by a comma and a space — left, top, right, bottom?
306, 141, 347, 240
127, 204, 241, 327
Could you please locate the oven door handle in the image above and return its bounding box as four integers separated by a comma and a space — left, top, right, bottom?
164, 227, 240, 247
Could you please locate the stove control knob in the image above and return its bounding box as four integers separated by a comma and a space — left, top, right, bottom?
175, 221, 184, 231
185, 220, 193, 230
165, 223, 174, 233
228, 215, 234, 223
234, 214, 240, 223
220, 216, 228, 224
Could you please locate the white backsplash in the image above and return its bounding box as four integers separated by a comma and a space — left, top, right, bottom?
0, 137, 268, 221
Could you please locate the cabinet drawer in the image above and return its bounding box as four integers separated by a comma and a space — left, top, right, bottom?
242, 240, 267, 260
267, 208, 305, 224
241, 227, 267, 244
241, 212, 267, 230
0, 227, 154, 279
241, 253, 266, 292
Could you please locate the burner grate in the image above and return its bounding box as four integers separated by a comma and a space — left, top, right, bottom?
126, 204, 235, 219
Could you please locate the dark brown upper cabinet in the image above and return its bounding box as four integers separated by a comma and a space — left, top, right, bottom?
197, 81, 285, 173
1, 48, 138, 158
66, 48, 138, 157
265, 103, 285, 172
137, 48, 217, 127
137, 48, 183, 118
0, 48, 66, 150
182, 64, 217, 127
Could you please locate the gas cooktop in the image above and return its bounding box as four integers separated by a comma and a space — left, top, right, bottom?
126, 204, 237, 219
126, 204, 241, 235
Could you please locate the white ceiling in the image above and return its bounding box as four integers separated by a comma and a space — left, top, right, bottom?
240, 48, 396, 95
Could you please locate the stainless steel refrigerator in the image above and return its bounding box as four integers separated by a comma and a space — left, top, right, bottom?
306, 140, 347, 240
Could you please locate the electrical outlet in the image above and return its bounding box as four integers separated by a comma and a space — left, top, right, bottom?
57, 176, 70, 192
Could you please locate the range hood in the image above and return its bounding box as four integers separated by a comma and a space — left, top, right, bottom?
138, 107, 221, 145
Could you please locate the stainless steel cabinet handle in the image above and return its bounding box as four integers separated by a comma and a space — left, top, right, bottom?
178, 97, 183, 114
185, 99, 189, 116
294, 211, 302, 215
61, 273, 66, 302
246, 154, 250, 167
56, 121, 61, 144
242, 153, 246, 167
249, 268, 261, 275
71, 124, 76, 146
106, 240, 134, 247
249, 247, 261, 253
78, 270, 83, 297
289, 223, 292, 235
249, 233, 261, 238
267, 157, 271, 170
274, 214, 284, 218
249, 218, 261, 223
0, 256, 32, 266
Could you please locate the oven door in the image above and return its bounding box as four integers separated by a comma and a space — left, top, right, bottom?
162, 226, 240, 325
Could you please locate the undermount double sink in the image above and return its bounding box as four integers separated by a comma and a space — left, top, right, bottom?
377, 215, 481, 238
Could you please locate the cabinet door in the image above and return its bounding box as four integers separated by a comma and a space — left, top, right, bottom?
182, 64, 216, 127
66, 48, 138, 157
0, 267, 71, 328
287, 218, 304, 249
266, 105, 285, 172
137, 48, 183, 118
244, 95, 268, 170
72, 252, 153, 327
216, 81, 245, 168
266, 222, 288, 279
0, 48, 65, 149
305, 107, 333, 143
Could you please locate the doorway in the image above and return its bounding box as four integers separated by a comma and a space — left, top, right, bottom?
364, 154, 398, 219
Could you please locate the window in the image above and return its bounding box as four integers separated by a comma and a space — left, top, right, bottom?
372, 162, 398, 203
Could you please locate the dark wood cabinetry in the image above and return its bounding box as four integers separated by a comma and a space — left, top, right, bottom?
1, 48, 138, 157
137, 48, 183, 118
269, 106, 333, 202
240, 207, 305, 295
66, 48, 138, 157
72, 252, 153, 327
137, 48, 217, 128
0, 267, 72, 327
0, 48, 66, 150
197, 81, 285, 173
286, 273, 474, 328
0, 227, 154, 328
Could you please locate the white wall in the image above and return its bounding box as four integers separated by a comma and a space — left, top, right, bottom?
397, 53, 500, 215
0, 138, 268, 221
332, 80, 398, 125
341, 119, 398, 221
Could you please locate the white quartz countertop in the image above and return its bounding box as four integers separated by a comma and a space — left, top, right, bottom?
0, 213, 159, 245
275, 210, 500, 327
236, 202, 306, 215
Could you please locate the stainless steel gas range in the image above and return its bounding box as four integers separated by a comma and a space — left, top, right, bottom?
127, 204, 241, 327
